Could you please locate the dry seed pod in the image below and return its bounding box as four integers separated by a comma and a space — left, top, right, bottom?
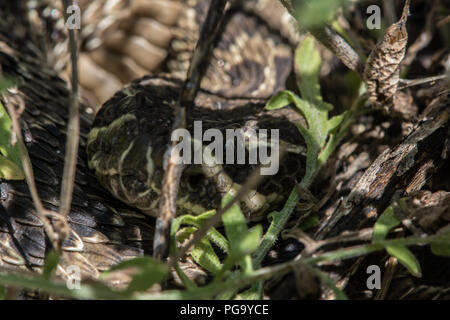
364, 0, 411, 111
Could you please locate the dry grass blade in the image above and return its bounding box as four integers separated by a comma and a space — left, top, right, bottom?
363, 0, 411, 111
398, 74, 448, 90
59, 0, 80, 221
153, 0, 228, 260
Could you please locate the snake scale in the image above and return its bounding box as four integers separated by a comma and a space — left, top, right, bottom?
0, 0, 304, 287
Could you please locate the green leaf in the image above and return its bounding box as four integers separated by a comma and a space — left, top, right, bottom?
221, 193, 249, 255
372, 206, 400, 242
0, 101, 24, 179
206, 227, 230, 254
386, 245, 422, 277
191, 238, 223, 275
0, 76, 16, 93
234, 225, 263, 258
265, 90, 296, 110
265, 90, 319, 131
176, 210, 216, 227
42, 250, 60, 280
430, 230, 450, 257
0, 272, 124, 299
291, 0, 350, 29
300, 214, 320, 231
372, 207, 420, 277
173, 211, 230, 254
327, 113, 345, 131
0, 284, 5, 300
295, 35, 330, 111
235, 281, 263, 300
0, 155, 24, 180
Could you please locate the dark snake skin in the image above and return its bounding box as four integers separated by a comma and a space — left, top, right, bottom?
0, 0, 302, 285
0, 4, 152, 283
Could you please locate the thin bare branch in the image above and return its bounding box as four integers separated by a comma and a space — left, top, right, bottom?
59, 0, 80, 221
310, 26, 365, 74
280, 0, 365, 75
153, 0, 228, 259
398, 74, 448, 90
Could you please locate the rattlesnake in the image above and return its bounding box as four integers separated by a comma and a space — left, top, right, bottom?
0, 0, 302, 288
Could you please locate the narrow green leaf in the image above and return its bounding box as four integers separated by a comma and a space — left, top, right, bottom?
206, 227, 230, 254
240, 255, 254, 275
327, 113, 345, 131
372, 206, 400, 242
300, 214, 320, 231
430, 230, 450, 257
297, 123, 319, 187
0, 284, 5, 300
43, 250, 60, 280
173, 211, 230, 253
265, 90, 295, 110
295, 35, 328, 110
191, 238, 223, 275
265, 90, 317, 130
291, 0, 350, 29
0, 101, 24, 178
0, 155, 24, 180
386, 245, 422, 277
221, 193, 249, 255
235, 281, 263, 300
0, 272, 123, 299
176, 210, 216, 227
235, 225, 263, 257
0, 76, 16, 92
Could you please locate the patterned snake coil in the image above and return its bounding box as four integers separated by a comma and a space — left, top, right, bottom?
0, 0, 305, 286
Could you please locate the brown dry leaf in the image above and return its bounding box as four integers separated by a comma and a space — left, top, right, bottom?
364, 0, 411, 112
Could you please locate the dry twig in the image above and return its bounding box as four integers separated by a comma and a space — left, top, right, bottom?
59, 0, 80, 220
154, 0, 228, 259
316, 89, 450, 239
280, 0, 365, 75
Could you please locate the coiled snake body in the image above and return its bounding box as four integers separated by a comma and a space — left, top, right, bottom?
0, 0, 303, 285
86, 0, 305, 220
86, 75, 305, 221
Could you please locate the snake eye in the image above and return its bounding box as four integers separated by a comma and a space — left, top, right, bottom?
186, 173, 204, 193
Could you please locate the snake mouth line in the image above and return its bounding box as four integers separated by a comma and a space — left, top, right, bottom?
168, 120, 281, 176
